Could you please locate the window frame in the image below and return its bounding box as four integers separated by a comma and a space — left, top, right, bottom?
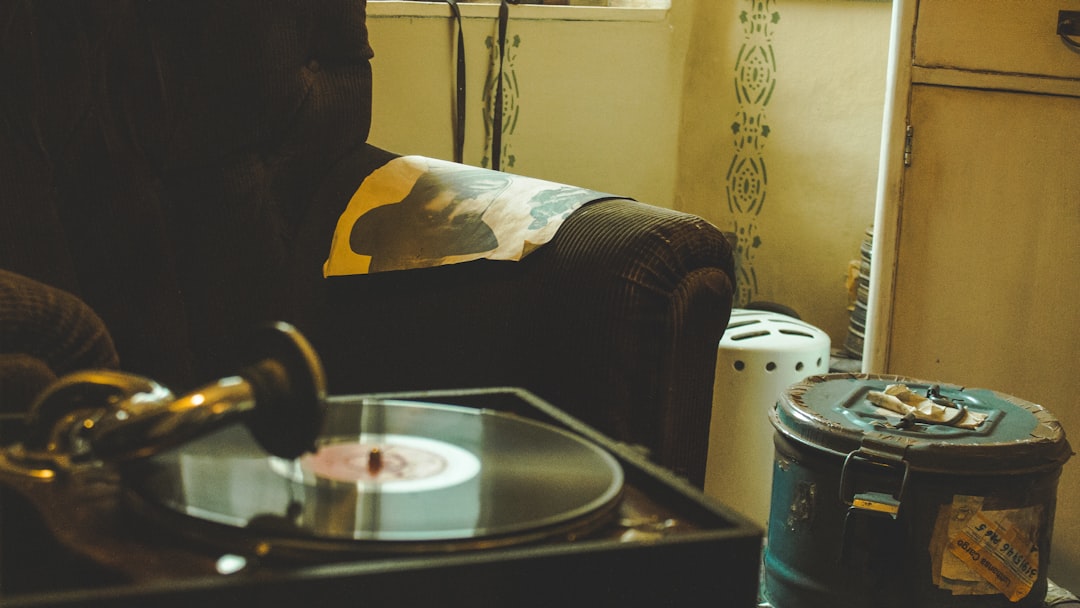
366, 0, 671, 22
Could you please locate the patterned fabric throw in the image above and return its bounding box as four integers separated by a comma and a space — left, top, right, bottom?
324, 156, 614, 275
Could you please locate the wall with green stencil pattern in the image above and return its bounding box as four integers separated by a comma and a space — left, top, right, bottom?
678, 0, 891, 343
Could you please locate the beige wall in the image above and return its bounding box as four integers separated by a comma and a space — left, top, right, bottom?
366, 4, 686, 206
678, 0, 891, 339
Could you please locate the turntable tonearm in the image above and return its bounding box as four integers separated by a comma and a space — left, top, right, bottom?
0, 323, 762, 607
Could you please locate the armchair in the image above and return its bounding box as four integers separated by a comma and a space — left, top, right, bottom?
0, 0, 734, 484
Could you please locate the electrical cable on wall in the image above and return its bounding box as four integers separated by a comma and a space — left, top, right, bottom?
445, 0, 466, 163
491, 0, 520, 171
442, 0, 520, 168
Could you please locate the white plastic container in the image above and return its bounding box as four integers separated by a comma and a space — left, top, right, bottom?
704, 309, 830, 525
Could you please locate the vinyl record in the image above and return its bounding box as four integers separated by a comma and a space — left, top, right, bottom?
122, 400, 624, 558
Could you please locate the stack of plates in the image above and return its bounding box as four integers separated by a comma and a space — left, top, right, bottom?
844, 225, 872, 358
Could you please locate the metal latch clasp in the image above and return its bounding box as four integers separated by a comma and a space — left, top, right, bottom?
839, 448, 909, 518
838, 446, 911, 568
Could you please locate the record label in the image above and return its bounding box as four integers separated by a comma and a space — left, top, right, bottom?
269, 434, 481, 493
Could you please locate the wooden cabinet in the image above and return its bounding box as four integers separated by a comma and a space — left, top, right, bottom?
868, 0, 1080, 589
886, 85, 1080, 402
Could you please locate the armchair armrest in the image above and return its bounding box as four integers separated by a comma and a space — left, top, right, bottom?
526, 198, 735, 484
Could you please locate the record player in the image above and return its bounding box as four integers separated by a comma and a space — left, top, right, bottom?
0, 324, 762, 607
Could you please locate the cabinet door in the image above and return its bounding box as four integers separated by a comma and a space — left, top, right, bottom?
886, 84, 1080, 415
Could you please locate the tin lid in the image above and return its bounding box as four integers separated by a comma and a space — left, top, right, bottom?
771, 373, 1073, 473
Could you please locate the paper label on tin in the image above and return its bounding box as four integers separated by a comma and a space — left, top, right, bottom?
930, 495, 1041, 601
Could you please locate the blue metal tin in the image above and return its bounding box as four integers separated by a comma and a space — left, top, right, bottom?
763, 374, 1072, 608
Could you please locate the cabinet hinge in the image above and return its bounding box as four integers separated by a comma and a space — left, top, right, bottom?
903, 124, 913, 167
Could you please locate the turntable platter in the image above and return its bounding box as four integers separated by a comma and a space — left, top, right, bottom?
122, 400, 624, 557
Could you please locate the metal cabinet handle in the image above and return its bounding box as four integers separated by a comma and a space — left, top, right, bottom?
1059, 10, 1080, 51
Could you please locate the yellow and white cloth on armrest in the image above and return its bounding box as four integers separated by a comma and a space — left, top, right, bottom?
324, 156, 615, 276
